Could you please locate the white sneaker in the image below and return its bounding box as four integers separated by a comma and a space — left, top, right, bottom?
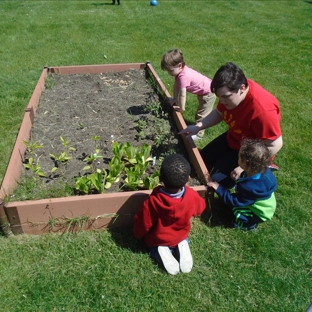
191, 134, 202, 141
178, 240, 193, 273
158, 246, 180, 275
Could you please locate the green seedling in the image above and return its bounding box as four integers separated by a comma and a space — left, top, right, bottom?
78, 122, 86, 129
135, 118, 147, 132
112, 141, 125, 161
152, 118, 172, 148
75, 169, 107, 194
50, 137, 76, 175
135, 118, 147, 140
143, 171, 160, 190
82, 135, 103, 173
104, 157, 125, 189
75, 176, 92, 194
44, 77, 55, 90
89, 170, 106, 194
137, 144, 153, 165
82, 149, 103, 173
123, 165, 144, 191
92, 135, 101, 145
50, 152, 72, 164
60, 136, 76, 152
23, 140, 44, 155
123, 142, 138, 165
23, 157, 45, 179
23, 140, 45, 179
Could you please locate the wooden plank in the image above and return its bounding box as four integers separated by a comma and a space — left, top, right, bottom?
49, 63, 146, 75
0, 62, 210, 235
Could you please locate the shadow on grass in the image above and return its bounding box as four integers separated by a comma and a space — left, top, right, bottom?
108, 196, 235, 255
109, 226, 172, 274
201, 197, 234, 229
106, 191, 235, 255
109, 226, 149, 253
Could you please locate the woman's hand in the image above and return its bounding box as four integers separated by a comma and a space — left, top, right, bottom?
178, 124, 201, 137
230, 166, 244, 181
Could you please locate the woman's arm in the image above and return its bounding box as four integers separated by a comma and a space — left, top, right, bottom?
179, 109, 223, 136
263, 136, 283, 156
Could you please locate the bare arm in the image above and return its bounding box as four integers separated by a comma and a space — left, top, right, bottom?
263, 136, 283, 156
172, 81, 180, 103
178, 87, 186, 111
201, 109, 223, 128
172, 87, 187, 112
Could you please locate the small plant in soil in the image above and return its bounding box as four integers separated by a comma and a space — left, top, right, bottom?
142, 171, 160, 190
123, 166, 144, 191
104, 157, 124, 189
143, 101, 163, 118
50, 137, 76, 176
111, 141, 125, 161
22, 140, 45, 179
134, 117, 147, 140
81, 136, 103, 173
10, 70, 201, 202
74, 140, 158, 194
123, 142, 139, 165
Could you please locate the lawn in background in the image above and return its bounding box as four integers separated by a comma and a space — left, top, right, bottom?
0, 1, 311, 311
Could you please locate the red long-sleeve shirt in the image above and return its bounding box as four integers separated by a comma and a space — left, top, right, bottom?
133, 186, 206, 247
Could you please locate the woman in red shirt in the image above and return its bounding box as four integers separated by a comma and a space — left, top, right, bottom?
180, 62, 283, 188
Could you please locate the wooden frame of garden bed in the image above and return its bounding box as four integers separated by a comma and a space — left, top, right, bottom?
0, 62, 211, 236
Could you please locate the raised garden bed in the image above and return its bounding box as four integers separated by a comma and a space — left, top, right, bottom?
0, 62, 211, 236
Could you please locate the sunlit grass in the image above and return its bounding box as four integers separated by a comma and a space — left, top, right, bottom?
0, 1, 311, 311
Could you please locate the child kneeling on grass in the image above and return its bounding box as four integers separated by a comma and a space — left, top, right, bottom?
133, 154, 206, 275
207, 139, 278, 231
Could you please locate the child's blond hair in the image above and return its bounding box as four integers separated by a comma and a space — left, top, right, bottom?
161, 49, 185, 71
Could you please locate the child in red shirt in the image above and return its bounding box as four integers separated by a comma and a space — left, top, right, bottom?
133, 154, 206, 275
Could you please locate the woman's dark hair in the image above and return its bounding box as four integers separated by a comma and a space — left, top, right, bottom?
160, 154, 190, 188
210, 62, 248, 94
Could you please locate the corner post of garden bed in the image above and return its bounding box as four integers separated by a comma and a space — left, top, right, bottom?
0, 199, 13, 237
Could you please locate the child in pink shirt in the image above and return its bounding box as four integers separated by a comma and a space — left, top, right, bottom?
161, 49, 216, 139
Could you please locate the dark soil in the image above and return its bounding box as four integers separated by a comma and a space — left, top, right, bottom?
19, 69, 200, 198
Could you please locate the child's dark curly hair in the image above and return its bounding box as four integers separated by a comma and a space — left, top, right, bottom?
239, 139, 271, 174
160, 154, 190, 188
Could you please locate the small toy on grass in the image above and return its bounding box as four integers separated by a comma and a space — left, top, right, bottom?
150, 0, 158, 6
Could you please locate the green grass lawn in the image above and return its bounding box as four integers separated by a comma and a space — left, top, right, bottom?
0, 1, 311, 311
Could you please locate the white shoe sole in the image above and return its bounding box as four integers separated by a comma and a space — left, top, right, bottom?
158, 246, 180, 275
178, 240, 193, 273
191, 135, 200, 141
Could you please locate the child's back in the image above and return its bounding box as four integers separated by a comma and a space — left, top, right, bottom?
134, 154, 206, 274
